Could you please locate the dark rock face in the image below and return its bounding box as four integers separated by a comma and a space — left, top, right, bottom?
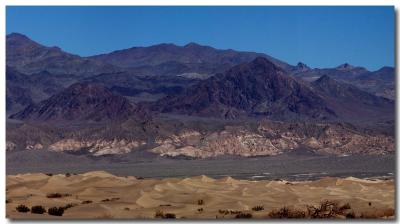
155, 57, 336, 120
6, 33, 118, 76
10, 83, 135, 122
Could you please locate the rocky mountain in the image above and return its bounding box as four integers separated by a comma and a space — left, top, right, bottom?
154, 57, 338, 120
6, 33, 118, 76
89, 42, 293, 76
291, 63, 395, 100
9, 83, 136, 122
351, 66, 395, 99
310, 75, 394, 122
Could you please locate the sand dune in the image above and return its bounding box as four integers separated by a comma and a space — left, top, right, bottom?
6, 171, 394, 219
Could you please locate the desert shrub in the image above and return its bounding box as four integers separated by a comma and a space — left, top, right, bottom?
45, 173, 53, 176
340, 203, 351, 210
16, 205, 30, 213
65, 173, 71, 177
346, 211, 356, 219
252, 205, 264, 211
306, 200, 342, 218
46, 193, 71, 198
235, 212, 253, 219
154, 210, 176, 219
124, 207, 130, 211
155, 210, 164, 218
197, 199, 204, 205
198, 208, 203, 213
48, 207, 64, 216
164, 213, 176, 219
269, 206, 306, 218
218, 209, 229, 215
63, 203, 77, 210
101, 197, 120, 202
31, 205, 46, 214
81, 200, 93, 204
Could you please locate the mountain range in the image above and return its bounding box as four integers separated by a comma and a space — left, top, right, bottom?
5, 32, 395, 158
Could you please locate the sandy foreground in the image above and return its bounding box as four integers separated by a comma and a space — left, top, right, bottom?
6, 171, 395, 219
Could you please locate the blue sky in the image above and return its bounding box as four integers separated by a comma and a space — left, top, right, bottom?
6, 6, 394, 71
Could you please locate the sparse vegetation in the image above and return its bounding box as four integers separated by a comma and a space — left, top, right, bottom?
46, 193, 71, 198
197, 208, 203, 213
154, 210, 176, 219
235, 212, 253, 219
63, 203, 77, 210
252, 205, 264, 211
48, 207, 65, 216
31, 205, 46, 214
16, 205, 30, 213
81, 200, 93, 204
346, 211, 356, 218
45, 173, 53, 176
306, 200, 343, 218
101, 197, 120, 202
268, 206, 306, 218
65, 173, 71, 177
197, 199, 204, 205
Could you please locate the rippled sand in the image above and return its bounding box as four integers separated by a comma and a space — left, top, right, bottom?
6, 171, 394, 219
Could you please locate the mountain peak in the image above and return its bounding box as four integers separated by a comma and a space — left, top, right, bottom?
184, 42, 202, 48
336, 63, 355, 70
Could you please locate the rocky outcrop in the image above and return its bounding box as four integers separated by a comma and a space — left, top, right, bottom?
150, 120, 394, 158
48, 139, 146, 156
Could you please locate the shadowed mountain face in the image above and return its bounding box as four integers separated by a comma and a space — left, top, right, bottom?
89, 42, 293, 75
154, 57, 337, 120
6, 33, 118, 76
10, 83, 135, 122
310, 75, 394, 121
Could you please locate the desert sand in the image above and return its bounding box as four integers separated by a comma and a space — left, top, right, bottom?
6, 171, 395, 219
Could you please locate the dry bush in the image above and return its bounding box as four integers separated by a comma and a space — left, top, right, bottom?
16, 205, 30, 213
154, 210, 176, 219
65, 173, 71, 177
197, 199, 204, 205
197, 208, 203, 213
45, 173, 53, 176
235, 212, 253, 219
63, 203, 77, 210
46, 193, 71, 198
252, 205, 264, 211
81, 200, 93, 204
48, 207, 65, 216
101, 197, 120, 202
307, 200, 351, 218
268, 206, 306, 218
31, 205, 46, 214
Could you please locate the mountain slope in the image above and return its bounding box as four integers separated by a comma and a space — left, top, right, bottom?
6, 33, 119, 76
310, 75, 394, 121
10, 83, 135, 122
153, 57, 336, 120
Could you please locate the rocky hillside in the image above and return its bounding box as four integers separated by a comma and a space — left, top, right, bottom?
154, 57, 336, 120
6, 118, 394, 158
10, 83, 136, 122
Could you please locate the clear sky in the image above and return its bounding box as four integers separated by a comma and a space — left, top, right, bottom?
6, 6, 394, 71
